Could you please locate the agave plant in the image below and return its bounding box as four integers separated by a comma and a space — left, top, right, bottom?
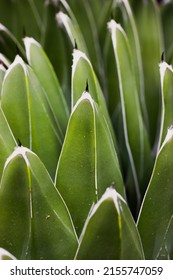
0, 0, 173, 260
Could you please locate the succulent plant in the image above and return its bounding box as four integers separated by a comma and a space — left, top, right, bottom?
0, 0, 173, 260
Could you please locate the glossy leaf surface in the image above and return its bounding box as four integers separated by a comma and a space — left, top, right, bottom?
76, 188, 144, 260
0, 146, 78, 259
55, 93, 125, 236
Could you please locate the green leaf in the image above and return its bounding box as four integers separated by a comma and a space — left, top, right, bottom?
24, 37, 69, 137
56, 8, 88, 54
0, 146, 78, 259
132, 0, 163, 146
113, 0, 148, 128
42, 1, 71, 102
72, 49, 118, 152
108, 20, 153, 202
0, 248, 16, 260
1, 56, 63, 178
75, 188, 144, 260
66, 0, 106, 89
138, 126, 173, 259
0, 107, 16, 180
55, 92, 125, 236
158, 62, 173, 149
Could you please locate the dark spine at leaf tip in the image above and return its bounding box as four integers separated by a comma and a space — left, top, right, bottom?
17, 139, 22, 147
74, 39, 78, 50
16, 44, 19, 55
22, 26, 26, 38
161, 51, 165, 62
0, 59, 8, 70
85, 79, 89, 92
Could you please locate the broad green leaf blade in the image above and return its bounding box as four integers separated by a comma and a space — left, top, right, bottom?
56, 10, 88, 54
76, 188, 144, 260
0, 146, 78, 260
158, 62, 173, 149
108, 20, 153, 200
72, 49, 118, 152
113, 0, 148, 128
0, 107, 16, 179
1, 56, 63, 178
24, 37, 69, 137
55, 92, 125, 236
0, 150, 31, 259
138, 126, 173, 259
0, 248, 16, 260
132, 0, 163, 146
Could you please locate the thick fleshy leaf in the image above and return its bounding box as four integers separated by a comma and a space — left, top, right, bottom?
0, 146, 78, 260
1, 56, 63, 178
138, 126, 173, 259
55, 92, 125, 236
72, 49, 118, 152
108, 20, 153, 202
0, 248, 16, 260
56, 8, 88, 54
76, 188, 144, 260
132, 0, 163, 146
113, 0, 148, 127
24, 37, 69, 137
158, 62, 173, 149
0, 107, 16, 179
